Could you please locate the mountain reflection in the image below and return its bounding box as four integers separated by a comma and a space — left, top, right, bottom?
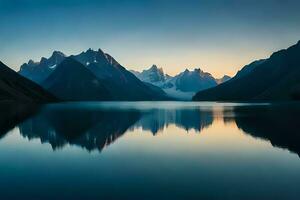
19, 106, 141, 152
232, 104, 300, 156
0, 102, 300, 156
0, 102, 39, 138
134, 109, 213, 134
18, 105, 214, 152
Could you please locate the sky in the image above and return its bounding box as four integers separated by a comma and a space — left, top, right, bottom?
0, 0, 300, 78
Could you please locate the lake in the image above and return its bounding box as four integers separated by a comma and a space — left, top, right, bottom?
0, 101, 300, 199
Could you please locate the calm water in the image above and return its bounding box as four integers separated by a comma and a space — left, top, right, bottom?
0, 101, 300, 199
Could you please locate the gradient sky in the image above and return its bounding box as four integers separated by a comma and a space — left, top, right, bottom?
1, 0, 300, 78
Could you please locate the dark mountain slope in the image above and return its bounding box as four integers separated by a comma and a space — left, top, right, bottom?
76, 50, 169, 100
193, 41, 300, 101
0, 61, 57, 102
42, 58, 112, 101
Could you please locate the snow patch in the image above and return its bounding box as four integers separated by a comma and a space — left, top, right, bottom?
49, 64, 57, 69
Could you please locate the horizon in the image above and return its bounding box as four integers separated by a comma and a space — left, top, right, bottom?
1, 0, 300, 78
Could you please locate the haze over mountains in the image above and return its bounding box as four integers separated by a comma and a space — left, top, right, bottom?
193, 40, 300, 101
131, 65, 230, 100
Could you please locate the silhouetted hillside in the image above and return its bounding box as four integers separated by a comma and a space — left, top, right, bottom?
193, 41, 300, 101
0, 61, 57, 103
42, 58, 112, 101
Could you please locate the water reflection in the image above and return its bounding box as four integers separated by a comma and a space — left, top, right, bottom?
134, 109, 213, 134
19, 106, 141, 152
17, 104, 215, 152
0, 102, 300, 156
0, 102, 39, 137
233, 103, 300, 156
1, 102, 300, 199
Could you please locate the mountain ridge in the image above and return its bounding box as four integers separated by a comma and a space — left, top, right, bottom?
132, 66, 231, 100
20, 49, 169, 101
193, 40, 300, 101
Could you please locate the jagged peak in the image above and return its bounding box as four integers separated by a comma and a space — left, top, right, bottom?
144, 64, 164, 74
28, 59, 35, 65
51, 50, 65, 58
98, 48, 106, 55
83, 48, 97, 56
184, 69, 190, 73
84, 48, 107, 58
180, 68, 215, 78
150, 64, 158, 70
84, 48, 105, 54
40, 57, 47, 63
194, 68, 203, 73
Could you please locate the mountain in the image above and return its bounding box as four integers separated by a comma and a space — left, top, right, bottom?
132, 66, 224, 100
42, 58, 112, 101
193, 40, 300, 101
0, 61, 57, 103
21, 49, 169, 101
19, 51, 66, 84
131, 65, 168, 84
74, 49, 168, 100
234, 59, 266, 79
171, 68, 217, 92
216, 75, 231, 84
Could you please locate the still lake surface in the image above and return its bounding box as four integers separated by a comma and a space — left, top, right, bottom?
0, 101, 300, 199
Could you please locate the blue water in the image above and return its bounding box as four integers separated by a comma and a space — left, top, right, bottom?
0, 101, 300, 199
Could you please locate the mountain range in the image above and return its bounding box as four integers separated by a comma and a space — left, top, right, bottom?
193, 40, 300, 101
131, 65, 230, 100
1, 40, 300, 103
19, 51, 66, 84
20, 49, 169, 101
